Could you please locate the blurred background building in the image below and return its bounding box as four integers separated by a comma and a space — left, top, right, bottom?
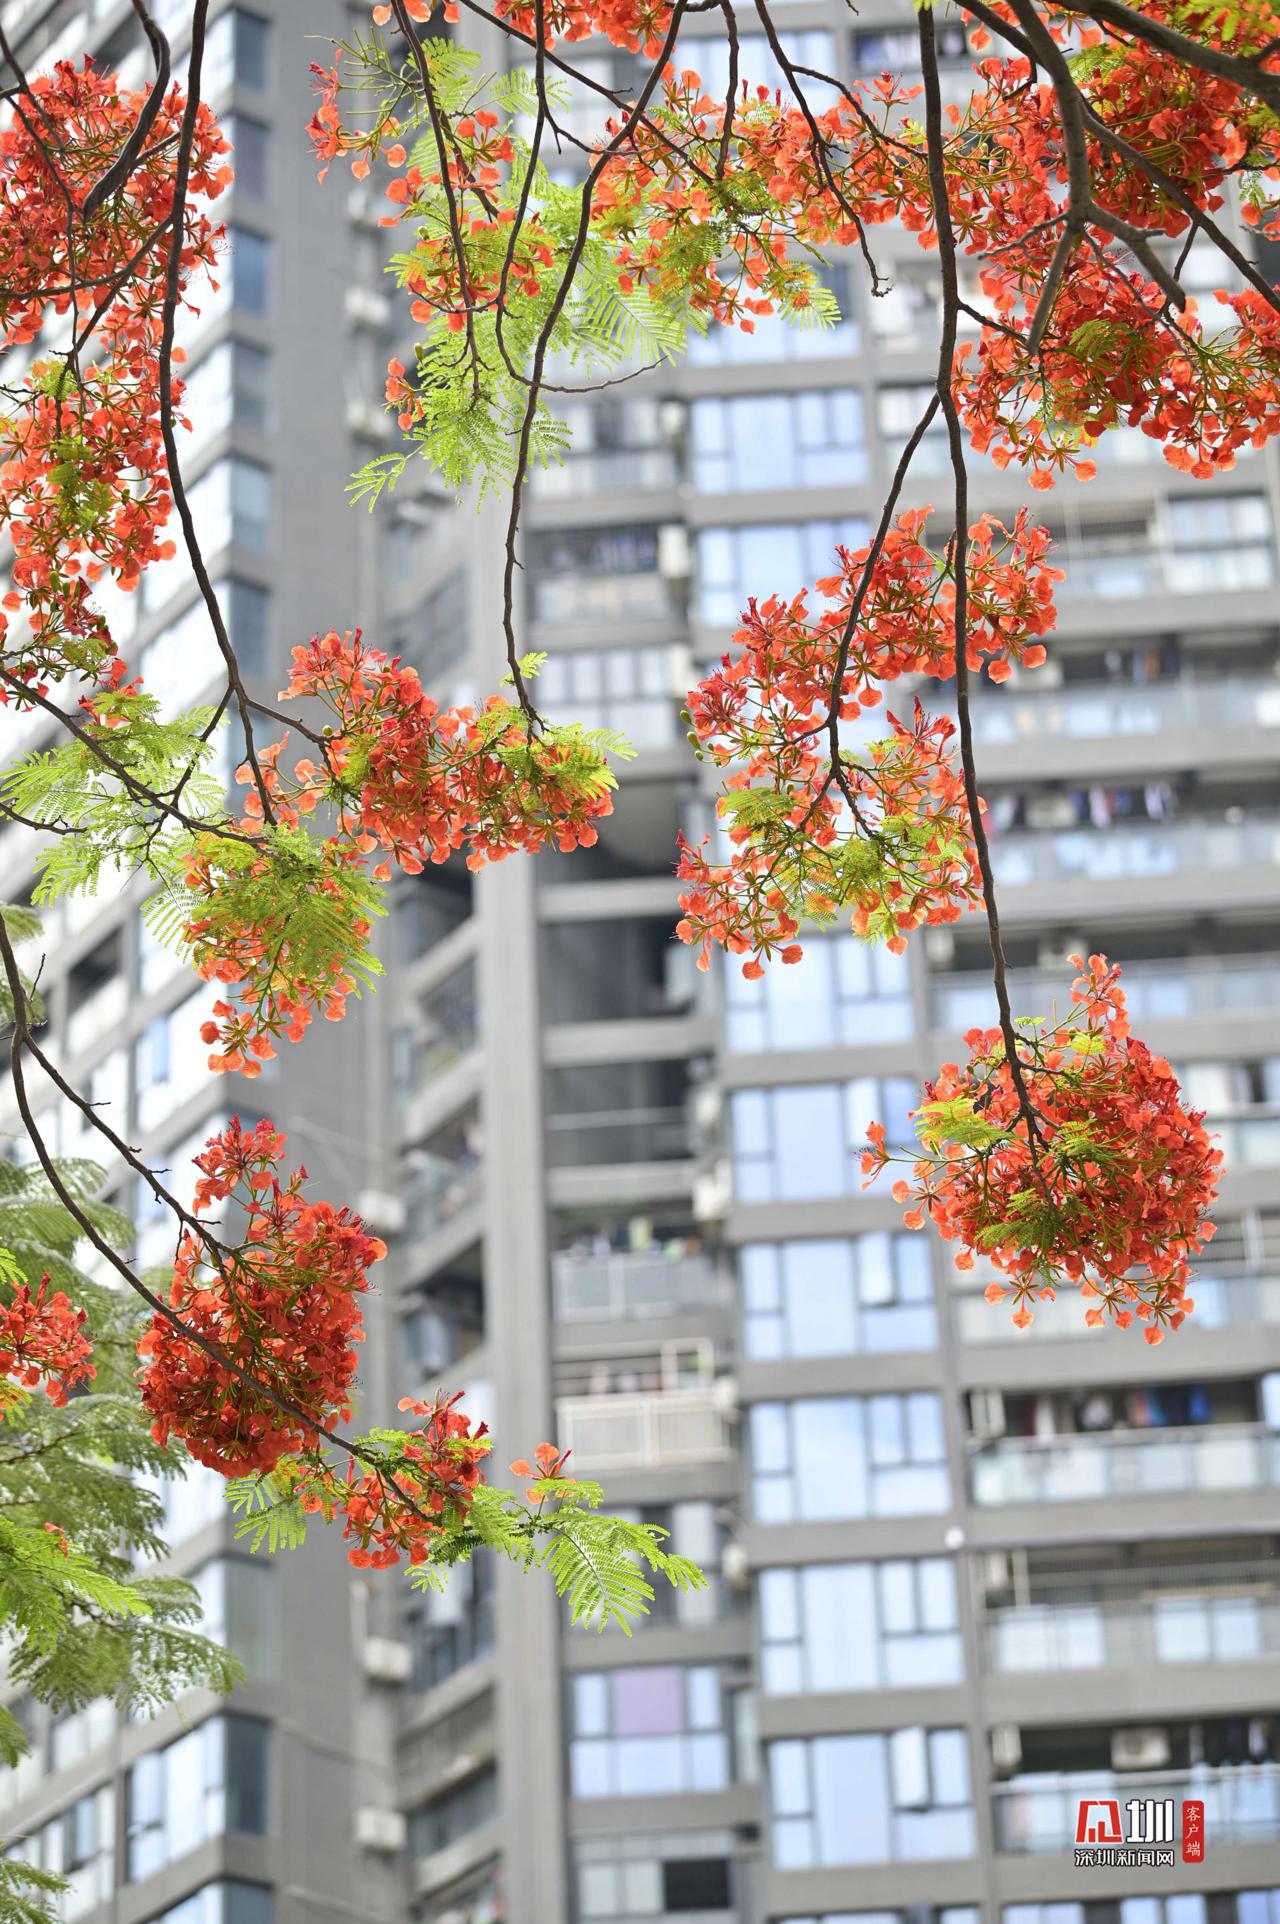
1, 3, 1279, 1924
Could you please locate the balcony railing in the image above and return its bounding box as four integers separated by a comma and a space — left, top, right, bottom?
531, 447, 679, 497
970, 1423, 1280, 1507
954, 1269, 1280, 1344
967, 676, 1280, 747
402, 1156, 483, 1241
994, 1764, 1280, 1853
934, 953, 1280, 1032
984, 1589, 1280, 1674
546, 1106, 694, 1168
553, 1250, 726, 1321
555, 1387, 733, 1470
992, 815, 1280, 888
1214, 1112, 1280, 1169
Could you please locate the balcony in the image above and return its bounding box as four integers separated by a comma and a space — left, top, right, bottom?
553, 1248, 726, 1322
993, 1764, 1280, 1853
983, 1561, 1280, 1675
934, 954, 1280, 1032
954, 1269, 1280, 1344
397, 966, 478, 1094
556, 1386, 734, 1470
402, 1153, 483, 1242
1214, 1112, 1280, 1170
991, 815, 1280, 889
970, 1424, 1280, 1507
968, 675, 1280, 748
546, 1105, 694, 1169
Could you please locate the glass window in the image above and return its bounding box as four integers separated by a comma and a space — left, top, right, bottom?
147, 1883, 274, 1924
726, 932, 912, 1051
225, 578, 271, 675
228, 226, 270, 316
697, 517, 868, 625
742, 1235, 935, 1359
691, 389, 866, 493
49, 1701, 115, 1774
768, 1730, 973, 1866
406, 1551, 495, 1692
759, 1559, 962, 1691
751, 1396, 949, 1522
226, 114, 269, 199
528, 524, 673, 624
537, 645, 676, 745
731, 1077, 915, 1203
140, 594, 229, 708
575, 1832, 735, 1919
569, 1666, 731, 1799
1165, 494, 1275, 592
191, 1558, 277, 1675
126, 1716, 268, 1880
180, 341, 271, 453
690, 258, 858, 365
408, 1768, 498, 1859
205, 10, 271, 95
30, 1786, 115, 1921
878, 383, 953, 474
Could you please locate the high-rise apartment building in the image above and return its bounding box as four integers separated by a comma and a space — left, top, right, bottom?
2, 4, 1280, 1924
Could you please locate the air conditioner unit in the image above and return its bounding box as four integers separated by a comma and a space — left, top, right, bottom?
991, 1724, 1022, 1773
970, 1388, 1007, 1441
693, 1158, 732, 1224
721, 1541, 750, 1590
358, 1189, 408, 1236
345, 396, 393, 440
344, 286, 391, 328
666, 643, 694, 697
980, 1552, 1011, 1594
711, 1375, 739, 1419
355, 1807, 407, 1853
362, 1637, 412, 1684
693, 1084, 723, 1135
658, 523, 691, 584
1112, 1728, 1170, 1772
924, 928, 956, 967
1036, 936, 1085, 972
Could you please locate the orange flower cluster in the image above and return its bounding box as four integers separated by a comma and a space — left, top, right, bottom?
495, 0, 673, 55
183, 632, 614, 1073
862, 956, 1223, 1338
285, 629, 613, 871
183, 813, 372, 1075
0, 1272, 95, 1408
295, 1391, 491, 1568
593, 68, 917, 333
138, 1119, 384, 1474
946, 27, 1280, 481
0, 60, 228, 695
675, 512, 1058, 974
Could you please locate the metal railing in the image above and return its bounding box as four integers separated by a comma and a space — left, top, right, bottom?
546, 1105, 694, 1168
954, 1269, 1280, 1344
402, 1157, 483, 1241
994, 1764, 1280, 1853
556, 1386, 733, 1470
992, 815, 1280, 887
934, 954, 1280, 1031
970, 1423, 1280, 1507
553, 1249, 725, 1321
967, 676, 1280, 747
984, 1591, 1280, 1674
1214, 1112, 1280, 1169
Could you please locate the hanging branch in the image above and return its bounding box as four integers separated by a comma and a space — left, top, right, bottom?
918, 4, 1048, 1155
